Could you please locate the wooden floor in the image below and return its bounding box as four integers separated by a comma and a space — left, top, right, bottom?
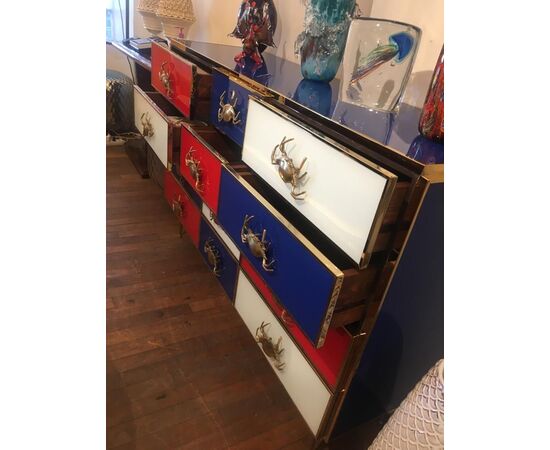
106, 147, 315, 450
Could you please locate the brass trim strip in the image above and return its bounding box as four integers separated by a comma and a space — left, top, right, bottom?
317, 332, 369, 442
359, 173, 398, 268
421, 163, 444, 183
213, 66, 273, 98
316, 275, 344, 348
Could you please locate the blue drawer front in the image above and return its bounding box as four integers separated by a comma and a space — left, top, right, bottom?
199, 217, 239, 301
210, 71, 251, 147
217, 168, 338, 346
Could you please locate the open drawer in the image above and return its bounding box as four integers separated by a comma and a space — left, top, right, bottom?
217, 165, 380, 348
234, 269, 332, 435
242, 97, 399, 269
151, 42, 211, 120
178, 124, 242, 215
164, 170, 201, 247
133, 86, 183, 168
210, 67, 271, 147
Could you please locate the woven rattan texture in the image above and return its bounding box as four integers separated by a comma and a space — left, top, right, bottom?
156, 0, 195, 21
137, 0, 159, 14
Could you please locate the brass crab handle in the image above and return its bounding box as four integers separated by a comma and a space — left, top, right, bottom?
271, 136, 308, 200
140, 112, 154, 137
240, 215, 275, 272
217, 90, 241, 125
184, 147, 203, 192
171, 194, 184, 219
255, 321, 285, 371
204, 238, 222, 277
159, 61, 173, 98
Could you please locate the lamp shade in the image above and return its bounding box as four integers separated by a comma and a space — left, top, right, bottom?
137, 0, 162, 35
156, 0, 196, 38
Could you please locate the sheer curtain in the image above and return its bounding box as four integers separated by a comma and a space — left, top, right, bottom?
106, 0, 130, 42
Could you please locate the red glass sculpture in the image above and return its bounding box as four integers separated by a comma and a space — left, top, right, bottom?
419, 47, 444, 142
230, 0, 277, 68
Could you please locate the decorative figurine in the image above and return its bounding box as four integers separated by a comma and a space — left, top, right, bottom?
230, 0, 277, 68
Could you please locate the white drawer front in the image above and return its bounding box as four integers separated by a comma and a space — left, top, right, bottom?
201, 203, 240, 260
234, 271, 331, 434
133, 87, 170, 168
242, 98, 396, 266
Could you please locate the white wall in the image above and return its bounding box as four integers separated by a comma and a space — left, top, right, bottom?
109, 0, 442, 107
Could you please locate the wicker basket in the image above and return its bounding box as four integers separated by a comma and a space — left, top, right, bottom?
369, 360, 444, 449
137, 0, 162, 34
156, 0, 195, 38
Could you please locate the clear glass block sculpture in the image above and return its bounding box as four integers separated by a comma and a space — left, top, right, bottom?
340, 18, 421, 111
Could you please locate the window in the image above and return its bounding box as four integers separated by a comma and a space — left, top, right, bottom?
106, 0, 130, 42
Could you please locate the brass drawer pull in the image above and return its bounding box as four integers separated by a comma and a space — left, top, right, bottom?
271, 136, 307, 200
159, 61, 173, 98
204, 238, 222, 277
140, 112, 154, 137
255, 321, 285, 371
240, 215, 275, 272
218, 90, 241, 125
184, 147, 203, 192
171, 194, 184, 218
209, 210, 220, 225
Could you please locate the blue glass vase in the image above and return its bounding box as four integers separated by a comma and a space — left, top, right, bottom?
293, 79, 333, 116
296, 0, 356, 82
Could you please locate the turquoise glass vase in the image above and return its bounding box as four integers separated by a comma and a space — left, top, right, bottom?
296, 0, 357, 82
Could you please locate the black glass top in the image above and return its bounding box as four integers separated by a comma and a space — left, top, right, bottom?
182, 40, 443, 166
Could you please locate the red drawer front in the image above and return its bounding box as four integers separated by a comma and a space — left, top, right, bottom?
164, 170, 200, 247
179, 126, 222, 214
240, 256, 351, 390
151, 42, 193, 117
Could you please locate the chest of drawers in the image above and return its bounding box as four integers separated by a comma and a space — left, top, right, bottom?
127, 39, 443, 447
